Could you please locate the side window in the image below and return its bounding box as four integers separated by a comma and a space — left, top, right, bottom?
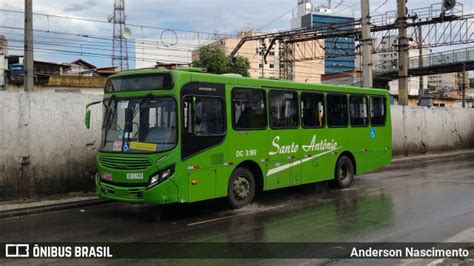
269, 90, 298, 129
300, 92, 325, 128
182, 96, 225, 136
194, 97, 225, 136
371, 96, 386, 126
232, 88, 266, 129
327, 94, 348, 127
350, 95, 369, 126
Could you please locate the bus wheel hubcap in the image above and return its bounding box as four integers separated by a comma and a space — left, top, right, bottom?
233, 176, 250, 200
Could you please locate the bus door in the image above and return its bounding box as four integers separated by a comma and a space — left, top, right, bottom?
349, 95, 371, 171
266, 90, 300, 189
368, 96, 389, 170
181, 82, 227, 202
230, 87, 269, 186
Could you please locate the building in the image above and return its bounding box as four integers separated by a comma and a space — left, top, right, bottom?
321, 69, 361, 86
191, 31, 325, 83
135, 33, 216, 69
427, 72, 466, 91
64, 59, 97, 76
291, 0, 355, 74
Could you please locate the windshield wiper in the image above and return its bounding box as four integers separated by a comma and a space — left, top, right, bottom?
103, 96, 117, 130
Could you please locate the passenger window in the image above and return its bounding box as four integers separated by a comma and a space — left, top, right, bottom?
300, 92, 325, 128
232, 88, 266, 129
350, 95, 369, 126
371, 96, 386, 126
327, 94, 348, 127
269, 90, 298, 129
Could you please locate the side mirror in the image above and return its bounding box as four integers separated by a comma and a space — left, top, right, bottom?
85, 110, 91, 129
85, 101, 102, 129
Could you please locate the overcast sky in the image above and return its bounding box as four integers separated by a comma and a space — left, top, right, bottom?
0, 0, 472, 67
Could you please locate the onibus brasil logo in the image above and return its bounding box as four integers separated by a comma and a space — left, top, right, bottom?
4, 244, 113, 258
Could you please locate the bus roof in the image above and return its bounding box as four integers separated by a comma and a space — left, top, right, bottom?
109, 68, 389, 96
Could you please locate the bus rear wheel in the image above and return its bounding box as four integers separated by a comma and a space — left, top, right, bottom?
334, 155, 354, 189
227, 168, 256, 209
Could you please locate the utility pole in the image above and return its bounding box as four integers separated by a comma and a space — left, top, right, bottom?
397, 0, 409, 105
461, 63, 466, 108
24, 0, 34, 92
258, 42, 266, 78
416, 23, 424, 104
360, 0, 373, 88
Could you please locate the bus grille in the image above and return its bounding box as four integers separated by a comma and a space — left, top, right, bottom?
98, 155, 151, 170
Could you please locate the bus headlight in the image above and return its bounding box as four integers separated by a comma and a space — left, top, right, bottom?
148, 165, 175, 188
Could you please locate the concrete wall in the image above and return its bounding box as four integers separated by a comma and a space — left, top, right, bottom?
0, 92, 102, 200
391, 105, 474, 156
0, 92, 473, 200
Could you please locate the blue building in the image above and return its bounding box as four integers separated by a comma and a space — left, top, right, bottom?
301, 13, 355, 74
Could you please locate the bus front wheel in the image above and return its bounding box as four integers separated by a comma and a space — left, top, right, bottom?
227, 167, 256, 209
334, 155, 354, 189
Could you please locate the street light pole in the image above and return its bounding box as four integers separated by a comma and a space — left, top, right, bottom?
24, 0, 34, 92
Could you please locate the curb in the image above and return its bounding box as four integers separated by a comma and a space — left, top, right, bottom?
0, 198, 110, 219
392, 150, 474, 164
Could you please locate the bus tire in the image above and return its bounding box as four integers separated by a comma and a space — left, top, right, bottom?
334, 155, 354, 189
227, 167, 256, 209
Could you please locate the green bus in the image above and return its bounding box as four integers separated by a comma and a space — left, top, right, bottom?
85, 67, 392, 208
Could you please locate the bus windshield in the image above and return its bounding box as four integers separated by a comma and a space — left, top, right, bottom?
101, 96, 177, 153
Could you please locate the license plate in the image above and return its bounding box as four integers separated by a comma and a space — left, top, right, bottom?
126, 173, 144, 180
101, 173, 112, 181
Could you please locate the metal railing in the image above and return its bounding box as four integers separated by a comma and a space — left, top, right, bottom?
374, 46, 474, 74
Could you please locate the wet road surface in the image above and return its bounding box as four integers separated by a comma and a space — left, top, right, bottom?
1, 155, 473, 264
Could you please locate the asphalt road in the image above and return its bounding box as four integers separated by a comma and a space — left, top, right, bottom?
1, 155, 473, 264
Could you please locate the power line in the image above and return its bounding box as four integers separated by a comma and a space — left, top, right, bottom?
6, 45, 190, 64
1, 26, 214, 52
0, 8, 235, 38
256, 6, 297, 31
6, 39, 194, 60
372, 0, 388, 13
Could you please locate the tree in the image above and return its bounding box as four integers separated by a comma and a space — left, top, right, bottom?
193, 44, 250, 77
229, 56, 250, 77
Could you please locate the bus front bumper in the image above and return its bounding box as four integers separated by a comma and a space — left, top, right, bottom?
95, 177, 179, 204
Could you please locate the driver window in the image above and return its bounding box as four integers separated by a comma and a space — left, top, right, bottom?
183, 96, 225, 136
194, 97, 225, 136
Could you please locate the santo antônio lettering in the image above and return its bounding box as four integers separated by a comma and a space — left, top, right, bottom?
269, 135, 338, 156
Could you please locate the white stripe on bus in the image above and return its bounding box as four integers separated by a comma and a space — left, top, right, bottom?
266, 147, 342, 177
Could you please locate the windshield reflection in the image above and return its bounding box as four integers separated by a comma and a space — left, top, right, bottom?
101, 96, 177, 153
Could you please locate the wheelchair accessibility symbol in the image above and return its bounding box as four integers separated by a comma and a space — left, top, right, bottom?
123, 142, 129, 152
370, 128, 376, 139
